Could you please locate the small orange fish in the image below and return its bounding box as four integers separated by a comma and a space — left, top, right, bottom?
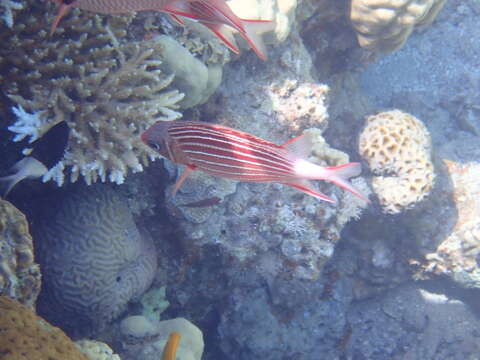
162, 331, 181, 360
49, 0, 274, 60
141, 121, 370, 203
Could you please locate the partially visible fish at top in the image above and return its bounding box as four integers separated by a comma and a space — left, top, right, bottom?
141, 121, 371, 204
49, 0, 274, 60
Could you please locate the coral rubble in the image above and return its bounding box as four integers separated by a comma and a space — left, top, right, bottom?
1, 4, 184, 185
35, 184, 157, 335
0, 199, 41, 309
359, 109, 435, 214
350, 0, 446, 53
75, 340, 121, 360
0, 295, 88, 360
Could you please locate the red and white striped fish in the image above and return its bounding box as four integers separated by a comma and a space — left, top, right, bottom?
141, 121, 370, 203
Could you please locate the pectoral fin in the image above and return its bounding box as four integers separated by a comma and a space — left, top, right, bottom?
170, 164, 197, 198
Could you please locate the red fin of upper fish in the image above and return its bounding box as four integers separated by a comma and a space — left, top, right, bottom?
49, 0, 274, 60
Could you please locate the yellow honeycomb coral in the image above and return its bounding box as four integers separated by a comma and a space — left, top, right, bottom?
358, 109, 435, 214
0, 296, 88, 360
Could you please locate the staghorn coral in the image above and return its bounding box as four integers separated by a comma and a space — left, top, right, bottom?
0, 295, 88, 360
350, 0, 446, 53
35, 184, 157, 335
359, 109, 435, 214
0, 0, 22, 27
0, 199, 41, 309
1, 3, 184, 185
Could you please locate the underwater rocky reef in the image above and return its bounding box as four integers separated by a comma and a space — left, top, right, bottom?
1, 0, 480, 359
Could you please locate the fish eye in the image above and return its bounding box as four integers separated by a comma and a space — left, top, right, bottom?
148, 142, 161, 151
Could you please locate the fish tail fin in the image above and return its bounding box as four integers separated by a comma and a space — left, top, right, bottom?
50, 2, 72, 36
0, 157, 48, 198
238, 19, 275, 61
0, 173, 25, 198
325, 163, 370, 203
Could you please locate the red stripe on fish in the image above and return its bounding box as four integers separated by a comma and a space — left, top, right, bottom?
171, 132, 294, 171
141, 121, 370, 203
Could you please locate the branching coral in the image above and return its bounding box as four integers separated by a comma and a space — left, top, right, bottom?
0, 0, 22, 27
1, 3, 184, 185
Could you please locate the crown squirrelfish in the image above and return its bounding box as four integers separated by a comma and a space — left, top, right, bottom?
141, 121, 370, 204
49, 0, 273, 60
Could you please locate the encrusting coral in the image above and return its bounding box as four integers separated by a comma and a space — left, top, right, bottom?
1, 1, 184, 186
359, 109, 435, 214
0, 295, 88, 360
0, 199, 41, 309
350, 0, 446, 53
35, 184, 157, 335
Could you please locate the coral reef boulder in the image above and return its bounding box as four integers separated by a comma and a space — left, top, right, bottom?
0, 199, 41, 309
359, 109, 435, 214
0, 295, 88, 360
423, 161, 480, 289
35, 184, 157, 335
350, 0, 446, 53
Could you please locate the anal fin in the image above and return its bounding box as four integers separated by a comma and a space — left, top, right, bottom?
282, 179, 336, 204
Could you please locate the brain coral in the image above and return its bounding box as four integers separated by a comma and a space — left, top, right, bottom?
0, 199, 41, 309
350, 0, 446, 53
35, 184, 157, 335
0, 295, 88, 360
0, 0, 184, 185
359, 109, 435, 214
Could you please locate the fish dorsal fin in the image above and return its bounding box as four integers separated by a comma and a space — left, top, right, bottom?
282, 133, 313, 160
194, 0, 244, 32
200, 23, 239, 53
